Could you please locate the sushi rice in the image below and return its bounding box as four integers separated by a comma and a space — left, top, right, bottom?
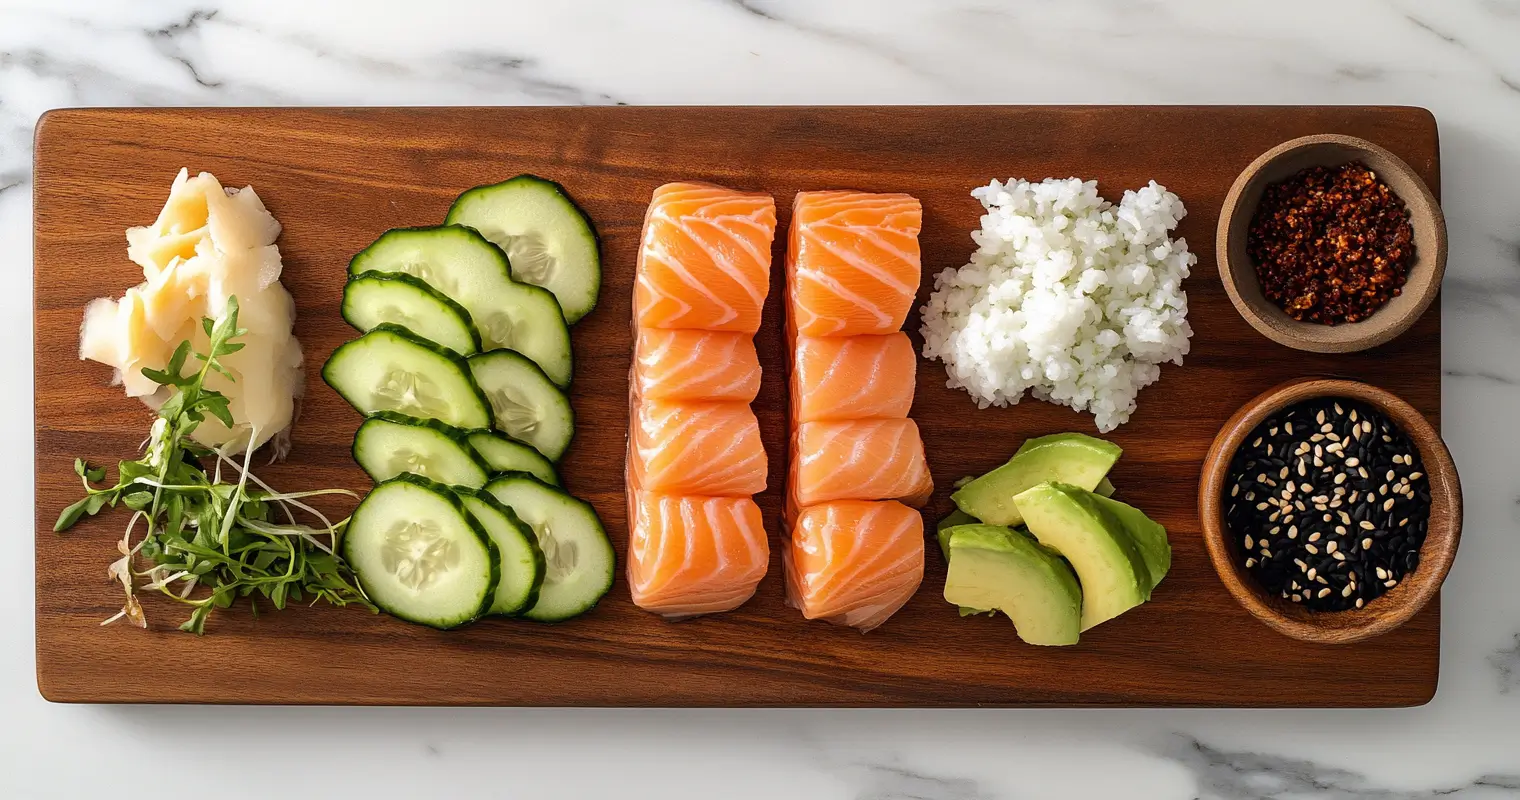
919, 178, 1195, 432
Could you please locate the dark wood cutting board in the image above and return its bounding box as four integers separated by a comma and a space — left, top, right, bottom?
33, 106, 1442, 706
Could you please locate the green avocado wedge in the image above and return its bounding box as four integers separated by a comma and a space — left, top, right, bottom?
1090, 494, 1171, 592
953, 433, 1121, 526
943, 524, 1083, 646
1013, 482, 1151, 632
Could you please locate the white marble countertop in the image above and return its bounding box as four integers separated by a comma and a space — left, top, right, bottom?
5, 0, 1519, 797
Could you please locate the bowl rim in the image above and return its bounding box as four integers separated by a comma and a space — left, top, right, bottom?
1198, 377, 1462, 644
1215, 133, 1448, 354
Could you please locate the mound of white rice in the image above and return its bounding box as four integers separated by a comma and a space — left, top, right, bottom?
919, 178, 1195, 432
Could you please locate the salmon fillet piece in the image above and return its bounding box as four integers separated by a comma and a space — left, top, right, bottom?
792, 333, 915, 423
788, 190, 922, 338
633, 328, 761, 404
784, 500, 925, 632
792, 418, 932, 508
635, 182, 777, 334
628, 491, 770, 618
630, 400, 766, 497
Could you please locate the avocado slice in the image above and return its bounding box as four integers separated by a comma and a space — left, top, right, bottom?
937, 511, 996, 616
935, 508, 978, 561
1090, 494, 1170, 591
943, 525, 1082, 645
953, 433, 1121, 526
1013, 482, 1151, 631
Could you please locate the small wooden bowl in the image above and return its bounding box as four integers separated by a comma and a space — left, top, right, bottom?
1216, 134, 1447, 353
1199, 378, 1462, 644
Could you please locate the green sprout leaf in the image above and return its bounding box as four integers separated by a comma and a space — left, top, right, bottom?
56, 295, 372, 633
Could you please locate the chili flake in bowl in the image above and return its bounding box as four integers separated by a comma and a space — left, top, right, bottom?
1247, 163, 1414, 325
1216, 134, 1447, 354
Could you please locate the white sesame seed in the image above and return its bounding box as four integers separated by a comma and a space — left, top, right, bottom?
1409, 471, 1423, 480
1245, 535, 1254, 549
1246, 557, 1257, 568
1327, 541, 1339, 554
1376, 567, 1388, 580
1384, 498, 1395, 512
1306, 545, 1319, 555
1318, 588, 1332, 599
1346, 457, 1360, 467
1362, 537, 1374, 549
1307, 568, 1318, 580
1316, 410, 1326, 424
1356, 598, 1365, 608
1309, 532, 1321, 542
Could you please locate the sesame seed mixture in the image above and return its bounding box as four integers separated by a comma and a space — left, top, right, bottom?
1224, 398, 1431, 611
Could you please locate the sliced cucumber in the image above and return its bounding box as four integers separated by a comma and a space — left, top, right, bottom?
468, 350, 574, 462
485, 473, 612, 622
457, 489, 545, 616
345, 473, 499, 629
348, 226, 572, 387
322, 325, 491, 430
354, 412, 489, 488
446, 175, 601, 324
342, 271, 481, 356
467, 431, 561, 486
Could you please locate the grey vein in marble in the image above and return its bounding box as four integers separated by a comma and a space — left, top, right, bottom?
1492, 634, 1520, 693
1396, 6, 1520, 93
854, 763, 995, 800
1160, 735, 1520, 799
727, 0, 965, 94
147, 9, 223, 89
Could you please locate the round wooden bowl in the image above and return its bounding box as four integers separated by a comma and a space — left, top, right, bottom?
1198, 378, 1462, 644
1216, 134, 1447, 354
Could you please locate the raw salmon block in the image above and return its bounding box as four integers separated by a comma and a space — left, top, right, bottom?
792, 333, 915, 423
635, 182, 777, 334
788, 190, 922, 338
630, 400, 766, 497
784, 500, 925, 632
627, 491, 770, 618
634, 328, 761, 403
792, 418, 933, 508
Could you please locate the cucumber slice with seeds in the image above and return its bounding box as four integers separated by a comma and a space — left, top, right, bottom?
457, 489, 545, 615
349, 226, 572, 387
345, 473, 498, 629
447, 175, 601, 324
486, 473, 613, 622
354, 412, 489, 488
322, 325, 491, 430
467, 431, 561, 486
342, 271, 481, 356
468, 349, 574, 462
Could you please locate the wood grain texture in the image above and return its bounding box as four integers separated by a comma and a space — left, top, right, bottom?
33, 106, 1442, 707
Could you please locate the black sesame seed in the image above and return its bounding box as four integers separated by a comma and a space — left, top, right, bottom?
1222, 397, 1431, 612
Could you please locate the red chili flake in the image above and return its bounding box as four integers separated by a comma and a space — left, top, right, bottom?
1246, 162, 1415, 325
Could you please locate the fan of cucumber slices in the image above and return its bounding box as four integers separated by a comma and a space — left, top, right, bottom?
323, 175, 615, 629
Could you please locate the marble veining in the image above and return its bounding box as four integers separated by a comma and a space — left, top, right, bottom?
1160, 735, 1520, 799
4, 0, 1520, 797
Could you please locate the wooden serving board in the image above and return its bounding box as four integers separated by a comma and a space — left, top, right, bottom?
33, 106, 1442, 706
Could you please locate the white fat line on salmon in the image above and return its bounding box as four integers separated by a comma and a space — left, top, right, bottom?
805, 226, 919, 295
644, 247, 740, 327
670, 218, 767, 306
797, 268, 894, 328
